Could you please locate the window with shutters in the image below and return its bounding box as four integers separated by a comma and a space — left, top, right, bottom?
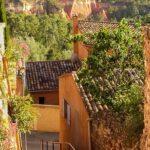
62, 99, 71, 126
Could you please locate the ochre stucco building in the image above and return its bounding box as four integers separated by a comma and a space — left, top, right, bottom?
59, 73, 91, 150
25, 60, 80, 132
25, 60, 80, 105
59, 18, 150, 150
59, 70, 144, 150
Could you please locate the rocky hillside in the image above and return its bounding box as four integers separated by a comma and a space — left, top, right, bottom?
5, 0, 150, 23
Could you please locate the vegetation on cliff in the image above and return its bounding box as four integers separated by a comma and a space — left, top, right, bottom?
95, 0, 150, 23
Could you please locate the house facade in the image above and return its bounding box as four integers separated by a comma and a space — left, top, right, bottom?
25, 59, 80, 132
59, 19, 150, 150
25, 60, 80, 105
59, 73, 90, 150
59, 69, 144, 150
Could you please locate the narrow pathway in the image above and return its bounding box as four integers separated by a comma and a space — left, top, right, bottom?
21, 131, 59, 150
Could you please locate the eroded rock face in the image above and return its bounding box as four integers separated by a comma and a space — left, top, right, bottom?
5, 0, 102, 19
5, 0, 58, 14
141, 28, 150, 150
90, 110, 140, 150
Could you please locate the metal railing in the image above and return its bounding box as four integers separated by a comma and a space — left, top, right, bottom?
41, 140, 76, 150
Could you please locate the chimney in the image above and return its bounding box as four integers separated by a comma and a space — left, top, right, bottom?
71, 14, 90, 60
16, 58, 25, 96
72, 14, 79, 56
16, 71, 24, 96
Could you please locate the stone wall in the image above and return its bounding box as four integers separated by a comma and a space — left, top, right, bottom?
141, 28, 150, 150
91, 110, 140, 150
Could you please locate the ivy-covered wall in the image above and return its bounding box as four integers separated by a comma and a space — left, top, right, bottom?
91, 110, 140, 150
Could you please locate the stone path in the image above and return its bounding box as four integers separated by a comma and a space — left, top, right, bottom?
21, 131, 59, 150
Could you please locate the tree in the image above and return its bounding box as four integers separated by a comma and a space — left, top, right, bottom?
22, 37, 48, 61
8, 95, 37, 133
7, 12, 72, 61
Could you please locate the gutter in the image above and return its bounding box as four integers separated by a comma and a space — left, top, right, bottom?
87, 114, 100, 150
29, 89, 59, 93
87, 117, 94, 150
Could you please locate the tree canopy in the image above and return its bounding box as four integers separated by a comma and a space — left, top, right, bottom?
7, 12, 72, 61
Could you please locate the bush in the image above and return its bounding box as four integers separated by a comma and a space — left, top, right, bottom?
8, 95, 37, 133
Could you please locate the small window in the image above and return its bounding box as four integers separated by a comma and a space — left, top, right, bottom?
62, 99, 71, 125
39, 97, 45, 104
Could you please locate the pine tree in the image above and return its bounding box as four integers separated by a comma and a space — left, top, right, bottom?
0, 0, 7, 22
0, 0, 10, 47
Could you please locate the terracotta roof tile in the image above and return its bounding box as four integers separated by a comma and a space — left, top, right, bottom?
73, 69, 144, 116
78, 20, 150, 34
78, 21, 120, 34
26, 60, 81, 92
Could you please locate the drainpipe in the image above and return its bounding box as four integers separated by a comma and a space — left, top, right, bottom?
87, 118, 94, 150
22, 58, 28, 150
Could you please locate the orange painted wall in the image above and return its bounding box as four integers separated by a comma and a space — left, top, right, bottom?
32, 104, 60, 132
30, 90, 59, 105
59, 73, 90, 150
77, 42, 90, 60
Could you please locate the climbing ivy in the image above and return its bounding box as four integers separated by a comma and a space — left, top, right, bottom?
77, 19, 144, 139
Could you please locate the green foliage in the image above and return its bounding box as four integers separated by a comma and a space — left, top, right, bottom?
0, 101, 10, 148
7, 12, 72, 61
15, 36, 48, 61
8, 95, 37, 133
77, 19, 144, 138
0, 124, 7, 144
95, 0, 150, 24
5, 39, 23, 61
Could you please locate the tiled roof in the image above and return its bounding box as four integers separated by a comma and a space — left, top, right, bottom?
79, 21, 124, 34
78, 20, 150, 34
73, 69, 144, 116
26, 60, 81, 92
78, 21, 135, 45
